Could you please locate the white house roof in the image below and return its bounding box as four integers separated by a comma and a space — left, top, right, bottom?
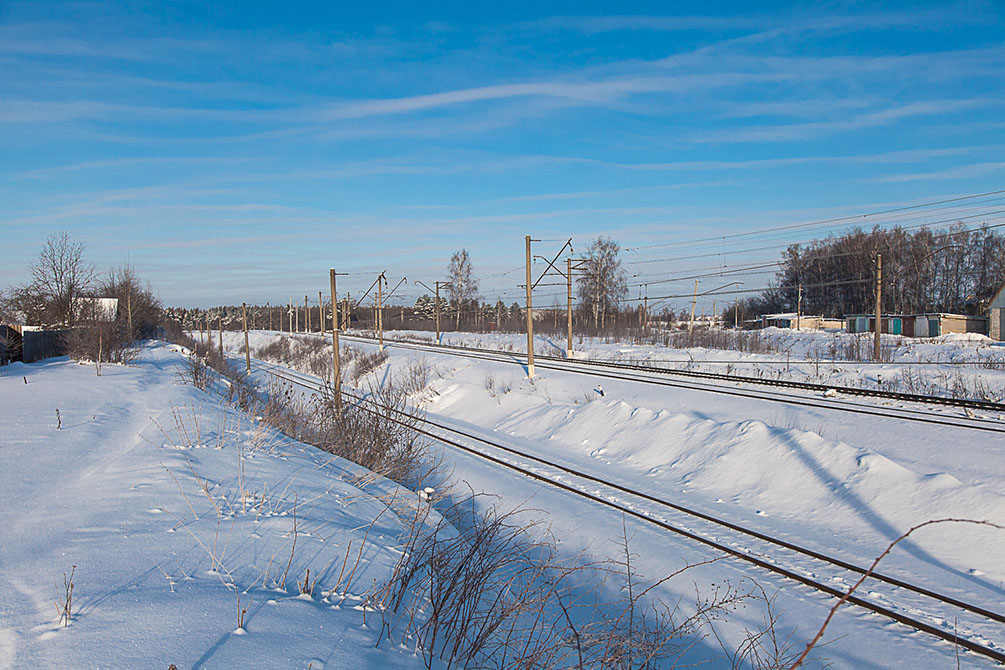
73, 297, 119, 322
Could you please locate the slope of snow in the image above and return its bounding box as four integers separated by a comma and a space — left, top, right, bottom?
0, 343, 432, 669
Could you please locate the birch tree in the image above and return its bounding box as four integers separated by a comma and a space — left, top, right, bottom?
577, 237, 627, 329
446, 249, 479, 329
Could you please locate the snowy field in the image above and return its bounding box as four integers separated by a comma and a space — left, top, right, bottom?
0, 343, 435, 669
2, 332, 1004, 668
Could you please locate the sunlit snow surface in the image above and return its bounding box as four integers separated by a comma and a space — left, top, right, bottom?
2, 332, 1003, 669
0, 342, 431, 669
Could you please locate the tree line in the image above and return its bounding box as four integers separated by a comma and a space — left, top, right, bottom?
729, 223, 1005, 321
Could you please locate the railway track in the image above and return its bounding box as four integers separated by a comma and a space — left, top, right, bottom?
346, 333, 1005, 412
250, 356, 1005, 665
339, 334, 1005, 434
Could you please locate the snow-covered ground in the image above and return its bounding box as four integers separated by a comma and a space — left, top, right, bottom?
227, 328, 1004, 668
4, 331, 1004, 668
0, 343, 434, 669
378, 327, 1005, 403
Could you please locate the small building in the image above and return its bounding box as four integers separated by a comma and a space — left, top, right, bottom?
846, 313, 988, 337
73, 297, 119, 322
901, 313, 986, 338
988, 284, 1005, 340
760, 313, 844, 330
846, 314, 904, 335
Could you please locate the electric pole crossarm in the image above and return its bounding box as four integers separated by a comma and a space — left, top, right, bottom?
383, 276, 408, 301
356, 271, 387, 306
531, 238, 573, 289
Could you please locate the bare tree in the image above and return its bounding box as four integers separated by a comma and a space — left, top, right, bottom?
25, 232, 96, 327
446, 249, 479, 330
101, 264, 161, 339
0, 289, 16, 323
577, 236, 627, 329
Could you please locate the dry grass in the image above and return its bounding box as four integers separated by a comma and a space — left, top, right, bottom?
54, 565, 76, 628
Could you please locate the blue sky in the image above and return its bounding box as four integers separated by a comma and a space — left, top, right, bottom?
2, 1, 1004, 310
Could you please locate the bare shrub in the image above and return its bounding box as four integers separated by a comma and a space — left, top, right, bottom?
376, 497, 565, 669
255, 336, 291, 363
55, 565, 76, 627
316, 380, 427, 486
376, 501, 759, 670
573, 527, 750, 670
351, 348, 389, 383
661, 328, 779, 355
182, 351, 210, 390
63, 320, 139, 368
711, 583, 805, 670
402, 356, 432, 396
1, 326, 21, 365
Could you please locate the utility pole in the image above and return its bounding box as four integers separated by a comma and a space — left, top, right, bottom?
127, 290, 133, 342
304, 295, 310, 333
242, 302, 251, 373
435, 283, 441, 343
734, 298, 739, 329
874, 253, 882, 361
288, 297, 293, 335
796, 284, 803, 330
377, 273, 385, 350
414, 279, 448, 344
218, 315, 223, 352
525, 235, 535, 377
268, 302, 272, 332
319, 291, 324, 337
330, 269, 341, 400
688, 279, 698, 338
567, 257, 573, 358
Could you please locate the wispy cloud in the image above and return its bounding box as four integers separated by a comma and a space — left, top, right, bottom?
692, 99, 996, 143
12, 155, 254, 180
872, 162, 1005, 182
519, 7, 984, 36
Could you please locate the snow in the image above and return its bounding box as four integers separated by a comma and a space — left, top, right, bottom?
0, 343, 432, 669
374, 327, 1005, 404
234, 327, 1004, 667
4, 329, 1004, 668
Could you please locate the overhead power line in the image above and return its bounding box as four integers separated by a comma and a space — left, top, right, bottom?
624, 189, 1005, 252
